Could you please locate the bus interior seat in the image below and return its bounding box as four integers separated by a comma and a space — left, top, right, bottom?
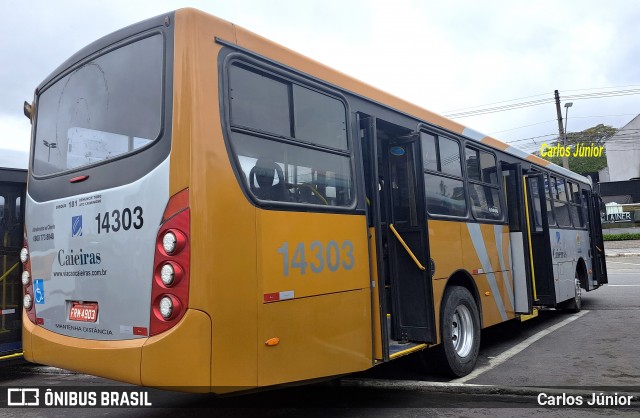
249, 158, 288, 202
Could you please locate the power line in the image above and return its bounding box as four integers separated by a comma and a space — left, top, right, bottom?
442, 92, 552, 113
489, 119, 558, 135
444, 98, 556, 118
488, 114, 638, 136
442, 84, 640, 114
563, 84, 640, 93
443, 89, 640, 119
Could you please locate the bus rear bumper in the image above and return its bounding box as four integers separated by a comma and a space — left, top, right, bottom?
23, 309, 211, 390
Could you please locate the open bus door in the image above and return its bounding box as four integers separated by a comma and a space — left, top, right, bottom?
369, 121, 435, 344
502, 162, 533, 313
383, 133, 435, 343
523, 173, 556, 306
583, 189, 608, 286
359, 116, 436, 358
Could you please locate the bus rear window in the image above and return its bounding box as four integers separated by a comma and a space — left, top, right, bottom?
33, 34, 163, 176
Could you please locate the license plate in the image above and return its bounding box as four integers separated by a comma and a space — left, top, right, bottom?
69, 302, 98, 322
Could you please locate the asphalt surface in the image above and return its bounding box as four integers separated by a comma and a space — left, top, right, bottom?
604, 239, 640, 256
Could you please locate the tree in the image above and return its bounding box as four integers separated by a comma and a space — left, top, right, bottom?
538, 124, 616, 175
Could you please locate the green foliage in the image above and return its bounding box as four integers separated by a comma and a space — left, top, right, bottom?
539, 123, 616, 175
544, 151, 608, 175
603, 233, 640, 241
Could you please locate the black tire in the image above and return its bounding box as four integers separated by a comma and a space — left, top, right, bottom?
561, 277, 582, 313
434, 286, 480, 377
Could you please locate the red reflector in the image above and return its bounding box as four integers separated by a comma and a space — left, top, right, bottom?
162, 188, 189, 222
36, 318, 44, 325
263, 291, 294, 303
69, 175, 89, 183
133, 327, 148, 336
264, 293, 280, 303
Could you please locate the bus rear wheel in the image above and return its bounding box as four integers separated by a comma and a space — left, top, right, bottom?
561, 277, 582, 313
435, 285, 480, 377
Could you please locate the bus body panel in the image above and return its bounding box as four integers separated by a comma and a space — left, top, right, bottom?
25, 158, 169, 341
258, 289, 371, 386
173, 9, 260, 388
368, 227, 384, 361
548, 227, 591, 303
140, 309, 211, 389
24, 310, 144, 384
256, 211, 370, 300
232, 202, 373, 387
254, 211, 372, 385
462, 223, 516, 327
428, 220, 516, 330
509, 232, 529, 312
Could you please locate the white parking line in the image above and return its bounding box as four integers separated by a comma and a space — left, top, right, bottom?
608, 284, 640, 286
451, 310, 589, 384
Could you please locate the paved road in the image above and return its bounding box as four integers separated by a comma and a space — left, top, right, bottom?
463, 256, 640, 388
1, 257, 638, 416
604, 239, 640, 257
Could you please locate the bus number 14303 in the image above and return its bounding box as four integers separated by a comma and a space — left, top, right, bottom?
95, 207, 144, 234
277, 240, 354, 276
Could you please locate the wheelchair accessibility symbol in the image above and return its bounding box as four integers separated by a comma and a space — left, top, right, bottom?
33, 279, 45, 304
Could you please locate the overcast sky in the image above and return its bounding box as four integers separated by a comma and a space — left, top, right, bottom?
1, 0, 639, 169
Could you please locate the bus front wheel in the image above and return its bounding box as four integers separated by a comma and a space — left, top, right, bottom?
436, 285, 480, 377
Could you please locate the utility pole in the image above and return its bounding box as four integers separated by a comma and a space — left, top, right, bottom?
554, 90, 569, 169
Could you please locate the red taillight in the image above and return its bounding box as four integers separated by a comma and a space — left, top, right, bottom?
149, 189, 190, 336
22, 236, 36, 324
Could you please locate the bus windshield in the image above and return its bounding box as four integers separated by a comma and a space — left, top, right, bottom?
33, 34, 164, 176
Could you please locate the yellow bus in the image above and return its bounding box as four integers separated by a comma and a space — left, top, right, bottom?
21, 8, 607, 392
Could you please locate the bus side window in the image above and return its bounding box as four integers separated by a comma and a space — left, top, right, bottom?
421, 133, 467, 217
466, 147, 502, 221
552, 176, 571, 227
503, 169, 521, 231
543, 173, 556, 225
227, 62, 354, 208
568, 181, 585, 227
528, 177, 544, 232
232, 133, 353, 207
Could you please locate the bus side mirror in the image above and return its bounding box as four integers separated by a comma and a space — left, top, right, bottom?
24, 101, 33, 121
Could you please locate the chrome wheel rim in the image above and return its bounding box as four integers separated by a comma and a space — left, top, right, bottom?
575, 278, 582, 309
451, 304, 474, 358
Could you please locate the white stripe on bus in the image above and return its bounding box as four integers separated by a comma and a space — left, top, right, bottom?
467, 223, 507, 321
494, 224, 514, 310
